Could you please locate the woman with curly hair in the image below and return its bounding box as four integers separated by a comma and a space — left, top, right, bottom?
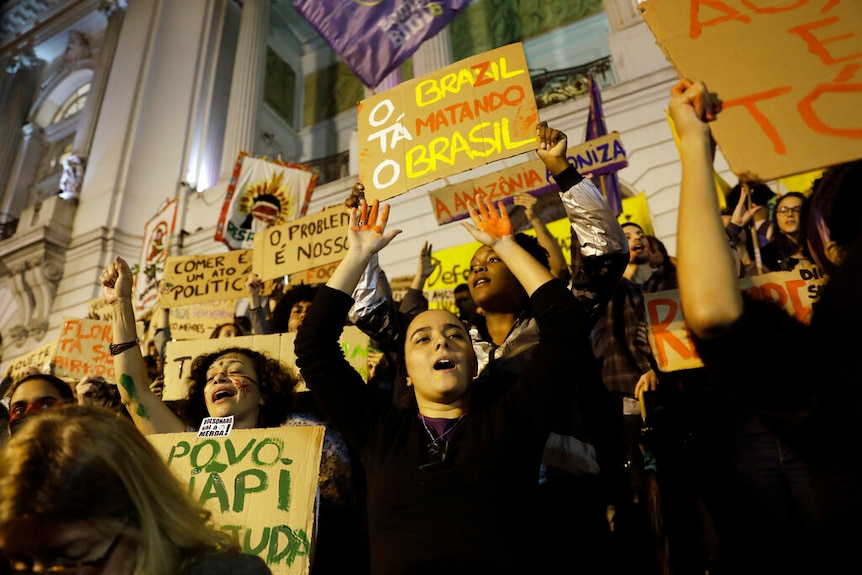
0, 404, 270, 574
100, 256, 368, 575
99, 256, 298, 435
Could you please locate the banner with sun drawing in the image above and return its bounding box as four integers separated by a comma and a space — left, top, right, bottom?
215, 152, 318, 250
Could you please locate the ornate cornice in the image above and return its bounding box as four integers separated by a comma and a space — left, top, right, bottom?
0, 0, 108, 59
0, 0, 67, 45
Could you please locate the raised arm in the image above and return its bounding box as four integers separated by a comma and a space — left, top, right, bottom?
535, 121, 629, 324
100, 256, 186, 434
513, 192, 571, 283
462, 196, 554, 296
327, 200, 402, 296
398, 241, 438, 317
670, 79, 742, 338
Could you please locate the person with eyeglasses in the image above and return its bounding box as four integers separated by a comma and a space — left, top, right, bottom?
760, 191, 812, 272
295, 196, 594, 575
0, 404, 272, 574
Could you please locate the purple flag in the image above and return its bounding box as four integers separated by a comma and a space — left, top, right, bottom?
294, 0, 471, 89
585, 72, 623, 216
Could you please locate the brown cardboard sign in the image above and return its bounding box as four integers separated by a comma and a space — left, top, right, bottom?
53, 318, 145, 383
162, 250, 255, 307
287, 261, 340, 286
358, 42, 539, 202
640, 0, 862, 181
2, 340, 59, 382
167, 299, 239, 340
253, 207, 351, 281
428, 132, 627, 225
162, 328, 372, 401
646, 267, 827, 372
148, 426, 324, 575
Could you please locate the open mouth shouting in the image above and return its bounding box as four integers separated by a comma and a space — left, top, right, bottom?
211, 386, 237, 404
434, 357, 456, 371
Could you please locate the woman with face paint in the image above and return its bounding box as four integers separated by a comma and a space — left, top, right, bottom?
99, 257, 298, 435
100, 257, 368, 575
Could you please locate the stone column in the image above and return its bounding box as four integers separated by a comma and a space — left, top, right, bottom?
412, 27, 453, 77
220, 0, 269, 179
72, 0, 128, 157
0, 52, 43, 220
2, 123, 44, 218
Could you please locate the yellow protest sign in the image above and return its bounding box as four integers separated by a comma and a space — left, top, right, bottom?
162, 328, 371, 401
617, 192, 655, 237
2, 340, 59, 382
646, 267, 828, 372
148, 426, 324, 575
253, 207, 350, 281
640, 0, 862, 181
162, 250, 255, 307
421, 217, 573, 295
358, 42, 539, 202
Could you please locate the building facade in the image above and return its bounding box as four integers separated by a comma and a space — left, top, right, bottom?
0, 0, 733, 374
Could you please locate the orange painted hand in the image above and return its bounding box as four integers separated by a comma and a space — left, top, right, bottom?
462, 195, 513, 245
347, 199, 401, 258
354, 199, 387, 232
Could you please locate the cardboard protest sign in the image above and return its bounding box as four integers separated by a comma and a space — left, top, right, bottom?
162, 328, 371, 401
428, 132, 627, 225
167, 300, 239, 340
162, 250, 255, 307
640, 0, 862, 181
287, 261, 340, 286
53, 318, 145, 383
253, 207, 350, 281
2, 340, 59, 382
88, 296, 113, 322
646, 267, 828, 372
135, 198, 178, 315
358, 42, 539, 202
148, 426, 325, 575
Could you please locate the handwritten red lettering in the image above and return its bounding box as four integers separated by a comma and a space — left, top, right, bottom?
741, 0, 807, 15
722, 87, 793, 154
471, 61, 493, 87
789, 17, 862, 65
689, 0, 751, 39
646, 298, 699, 369
797, 78, 862, 138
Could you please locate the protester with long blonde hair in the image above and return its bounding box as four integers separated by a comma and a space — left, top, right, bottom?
0, 404, 271, 575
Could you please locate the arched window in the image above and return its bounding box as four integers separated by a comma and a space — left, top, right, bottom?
34, 80, 91, 184
51, 83, 90, 124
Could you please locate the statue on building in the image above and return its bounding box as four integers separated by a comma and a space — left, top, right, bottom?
64, 31, 92, 70
59, 155, 86, 200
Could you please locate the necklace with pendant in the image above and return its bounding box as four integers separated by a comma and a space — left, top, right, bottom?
419, 414, 467, 456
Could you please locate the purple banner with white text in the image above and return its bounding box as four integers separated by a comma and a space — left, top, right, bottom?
294, 0, 471, 88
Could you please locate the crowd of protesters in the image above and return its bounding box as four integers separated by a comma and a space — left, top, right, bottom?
1, 78, 860, 575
